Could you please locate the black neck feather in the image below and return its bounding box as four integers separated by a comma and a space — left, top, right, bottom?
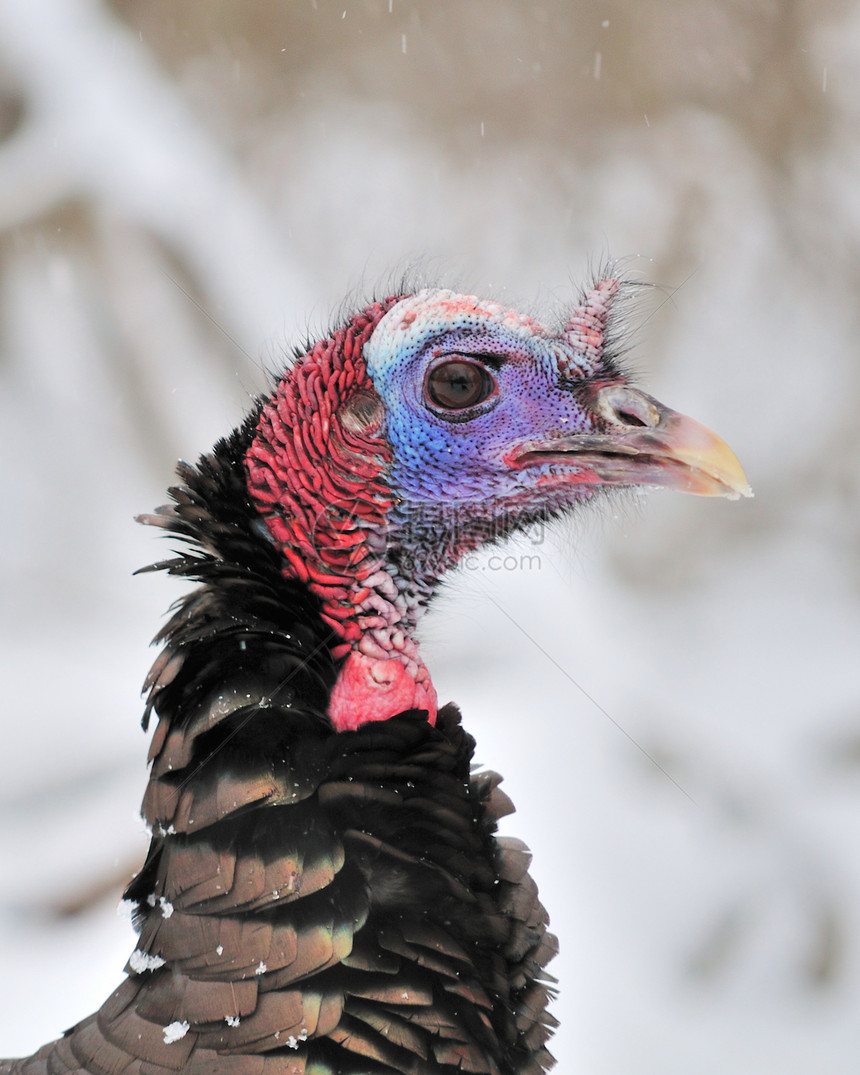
137, 411, 339, 736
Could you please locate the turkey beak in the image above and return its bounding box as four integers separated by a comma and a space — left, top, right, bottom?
515, 384, 752, 499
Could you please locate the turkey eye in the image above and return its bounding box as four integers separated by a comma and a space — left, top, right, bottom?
426, 360, 496, 410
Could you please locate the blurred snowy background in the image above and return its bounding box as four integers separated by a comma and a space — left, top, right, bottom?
1, 0, 859, 1071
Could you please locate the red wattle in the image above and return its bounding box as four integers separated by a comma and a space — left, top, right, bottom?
327, 651, 438, 732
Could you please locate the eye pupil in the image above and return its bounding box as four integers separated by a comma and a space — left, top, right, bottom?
427, 360, 495, 410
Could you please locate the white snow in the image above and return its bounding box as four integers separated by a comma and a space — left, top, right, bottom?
162, 1020, 190, 1044
128, 949, 166, 973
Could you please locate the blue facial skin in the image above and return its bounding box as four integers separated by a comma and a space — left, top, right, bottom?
364, 291, 608, 517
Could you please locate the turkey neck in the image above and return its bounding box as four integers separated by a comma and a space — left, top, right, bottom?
245, 298, 444, 732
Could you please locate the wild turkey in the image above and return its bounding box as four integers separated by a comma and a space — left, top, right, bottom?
1, 278, 749, 1075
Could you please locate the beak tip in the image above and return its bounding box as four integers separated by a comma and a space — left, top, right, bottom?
660, 414, 752, 502
714, 457, 753, 501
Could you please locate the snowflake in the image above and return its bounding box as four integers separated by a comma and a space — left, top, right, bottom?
163, 1020, 190, 1044
128, 949, 166, 973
